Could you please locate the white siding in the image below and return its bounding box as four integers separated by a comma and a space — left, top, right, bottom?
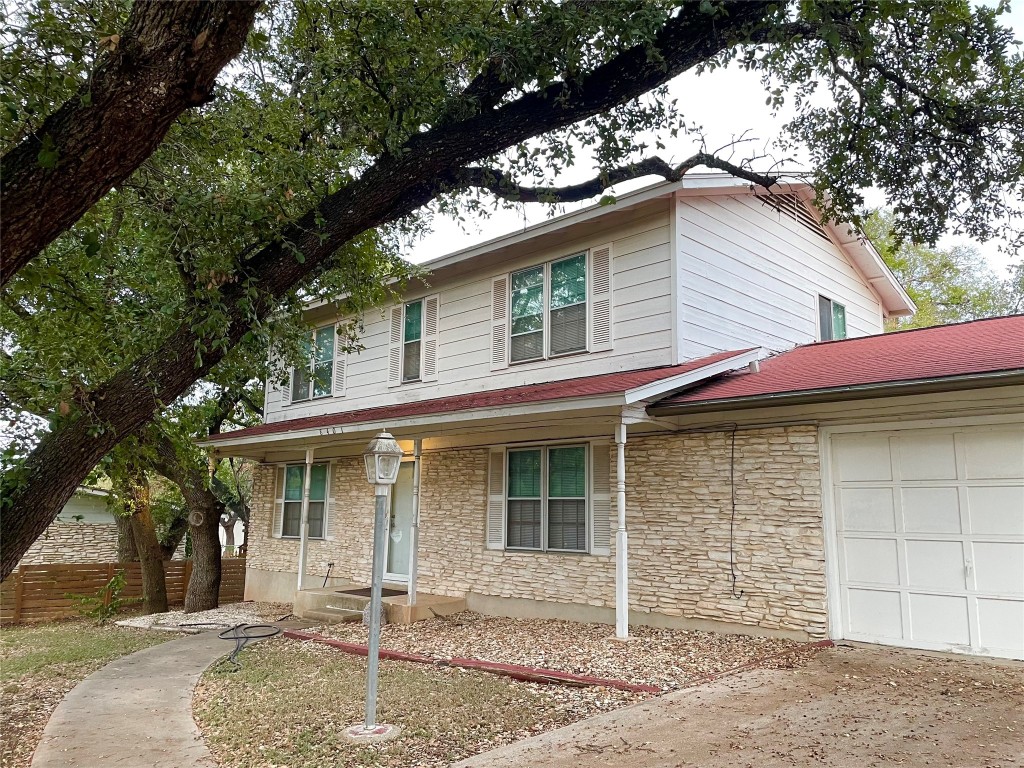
674, 194, 884, 360
266, 208, 673, 422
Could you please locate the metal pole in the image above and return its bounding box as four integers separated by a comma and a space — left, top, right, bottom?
408, 440, 422, 606
297, 447, 314, 592
614, 422, 629, 639
364, 484, 389, 730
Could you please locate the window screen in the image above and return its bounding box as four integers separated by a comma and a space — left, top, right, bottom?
507, 449, 542, 548
312, 326, 335, 398
510, 267, 544, 362
547, 446, 586, 551
549, 254, 586, 355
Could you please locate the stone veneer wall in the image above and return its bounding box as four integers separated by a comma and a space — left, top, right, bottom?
19, 522, 120, 565
247, 425, 827, 636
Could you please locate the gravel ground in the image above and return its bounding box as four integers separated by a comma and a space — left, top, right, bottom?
115, 601, 292, 633
312, 612, 811, 690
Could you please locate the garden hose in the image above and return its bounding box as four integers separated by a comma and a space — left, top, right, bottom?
214, 623, 282, 672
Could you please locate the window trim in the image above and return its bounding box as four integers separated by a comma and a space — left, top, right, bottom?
818, 294, 848, 341
278, 462, 330, 540
505, 443, 589, 554
509, 252, 588, 365
289, 325, 335, 404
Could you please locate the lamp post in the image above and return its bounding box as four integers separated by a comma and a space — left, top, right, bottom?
343, 430, 404, 744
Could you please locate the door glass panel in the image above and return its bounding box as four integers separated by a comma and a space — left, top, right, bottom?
386, 463, 415, 578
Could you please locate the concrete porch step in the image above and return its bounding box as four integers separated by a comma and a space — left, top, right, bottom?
301, 606, 363, 624
294, 582, 467, 625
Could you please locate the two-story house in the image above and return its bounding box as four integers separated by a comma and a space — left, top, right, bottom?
205, 175, 1024, 660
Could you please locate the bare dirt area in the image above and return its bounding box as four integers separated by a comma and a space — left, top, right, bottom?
456, 644, 1024, 768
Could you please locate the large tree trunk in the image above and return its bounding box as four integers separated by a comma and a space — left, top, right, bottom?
151, 431, 224, 612
123, 471, 168, 615
0, 3, 773, 579
185, 498, 224, 613
116, 514, 139, 562
0, 0, 259, 284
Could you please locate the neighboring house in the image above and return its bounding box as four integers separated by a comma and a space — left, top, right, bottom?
204, 175, 1024, 661
19, 487, 118, 565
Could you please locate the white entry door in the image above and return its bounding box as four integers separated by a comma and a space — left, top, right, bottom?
385, 462, 415, 583
828, 422, 1024, 660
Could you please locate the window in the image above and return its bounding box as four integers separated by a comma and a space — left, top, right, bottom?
279, 463, 328, 538
509, 253, 587, 363
403, 300, 422, 381
291, 326, 335, 402
506, 445, 587, 552
818, 295, 847, 341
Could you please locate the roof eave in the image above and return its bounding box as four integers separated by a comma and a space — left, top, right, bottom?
648, 369, 1024, 416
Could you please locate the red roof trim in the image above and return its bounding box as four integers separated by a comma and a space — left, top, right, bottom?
655, 315, 1024, 410
207, 349, 751, 443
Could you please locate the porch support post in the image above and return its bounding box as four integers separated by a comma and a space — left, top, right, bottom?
296, 446, 315, 592
408, 439, 422, 605
614, 421, 629, 639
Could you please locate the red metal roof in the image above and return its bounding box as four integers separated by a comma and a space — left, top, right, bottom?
656, 315, 1024, 410
207, 348, 751, 442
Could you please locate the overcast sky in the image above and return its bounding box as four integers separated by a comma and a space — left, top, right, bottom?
408, 4, 1023, 277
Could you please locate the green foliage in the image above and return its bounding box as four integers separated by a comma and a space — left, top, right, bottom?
864, 209, 1017, 329
66, 569, 140, 624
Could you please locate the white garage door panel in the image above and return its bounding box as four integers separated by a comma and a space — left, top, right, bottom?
902, 487, 962, 533
843, 538, 899, 585
968, 487, 1024, 535
977, 599, 1024, 651
898, 433, 958, 480
909, 593, 970, 645
847, 588, 902, 638
972, 542, 1024, 595
830, 422, 1024, 660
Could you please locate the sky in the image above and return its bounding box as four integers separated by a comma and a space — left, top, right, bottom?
408, 3, 1023, 278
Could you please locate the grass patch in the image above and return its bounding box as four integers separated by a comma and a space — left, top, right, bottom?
195, 637, 641, 768
0, 619, 172, 768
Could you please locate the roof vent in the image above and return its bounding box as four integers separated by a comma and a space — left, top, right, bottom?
758, 193, 832, 242
748, 360, 761, 374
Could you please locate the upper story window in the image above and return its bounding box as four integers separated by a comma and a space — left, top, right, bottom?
387, 295, 440, 387
509, 252, 590, 363
492, 245, 611, 371
275, 463, 329, 539
292, 326, 335, 402
403, 300, 422, 381
818, 295, 848, 341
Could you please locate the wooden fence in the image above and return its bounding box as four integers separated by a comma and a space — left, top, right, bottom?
0, 558, 246, 625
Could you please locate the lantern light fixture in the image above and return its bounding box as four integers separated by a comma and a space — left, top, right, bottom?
362, 431, 403, 489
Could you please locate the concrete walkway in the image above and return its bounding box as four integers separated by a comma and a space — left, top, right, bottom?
31, 632, 231, 768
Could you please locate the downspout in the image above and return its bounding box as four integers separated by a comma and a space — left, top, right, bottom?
614, 422, 629, 639
408, 439, 422, 605
296, 446, 315, 592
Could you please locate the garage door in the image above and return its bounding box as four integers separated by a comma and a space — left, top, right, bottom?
829, 422, 1024, 660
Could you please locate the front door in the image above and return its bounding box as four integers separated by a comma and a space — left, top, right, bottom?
385, 462, 415, 583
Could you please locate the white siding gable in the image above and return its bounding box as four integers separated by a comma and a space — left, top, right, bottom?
673, 193, 884, 361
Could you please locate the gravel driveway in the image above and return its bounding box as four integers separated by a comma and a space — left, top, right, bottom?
455, 644, 1024, 768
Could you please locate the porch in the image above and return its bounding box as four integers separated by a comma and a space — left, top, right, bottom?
294, 583, 465, 625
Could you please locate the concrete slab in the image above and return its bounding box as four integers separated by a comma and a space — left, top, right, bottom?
455, 644, 1024, 768
31, 632, 232, 768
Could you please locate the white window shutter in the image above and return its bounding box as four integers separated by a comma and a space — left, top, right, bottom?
588, 243, 613, 352
590, 442, 611, 555
490, 275, 509, 371
324, 463, 334, 538
486, 448, 506, 550
272, 465, 285, 538
332, 325, 347, 397
421, 294, 440, 382
279, 369, 292, 407
387, 306, 403, 387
